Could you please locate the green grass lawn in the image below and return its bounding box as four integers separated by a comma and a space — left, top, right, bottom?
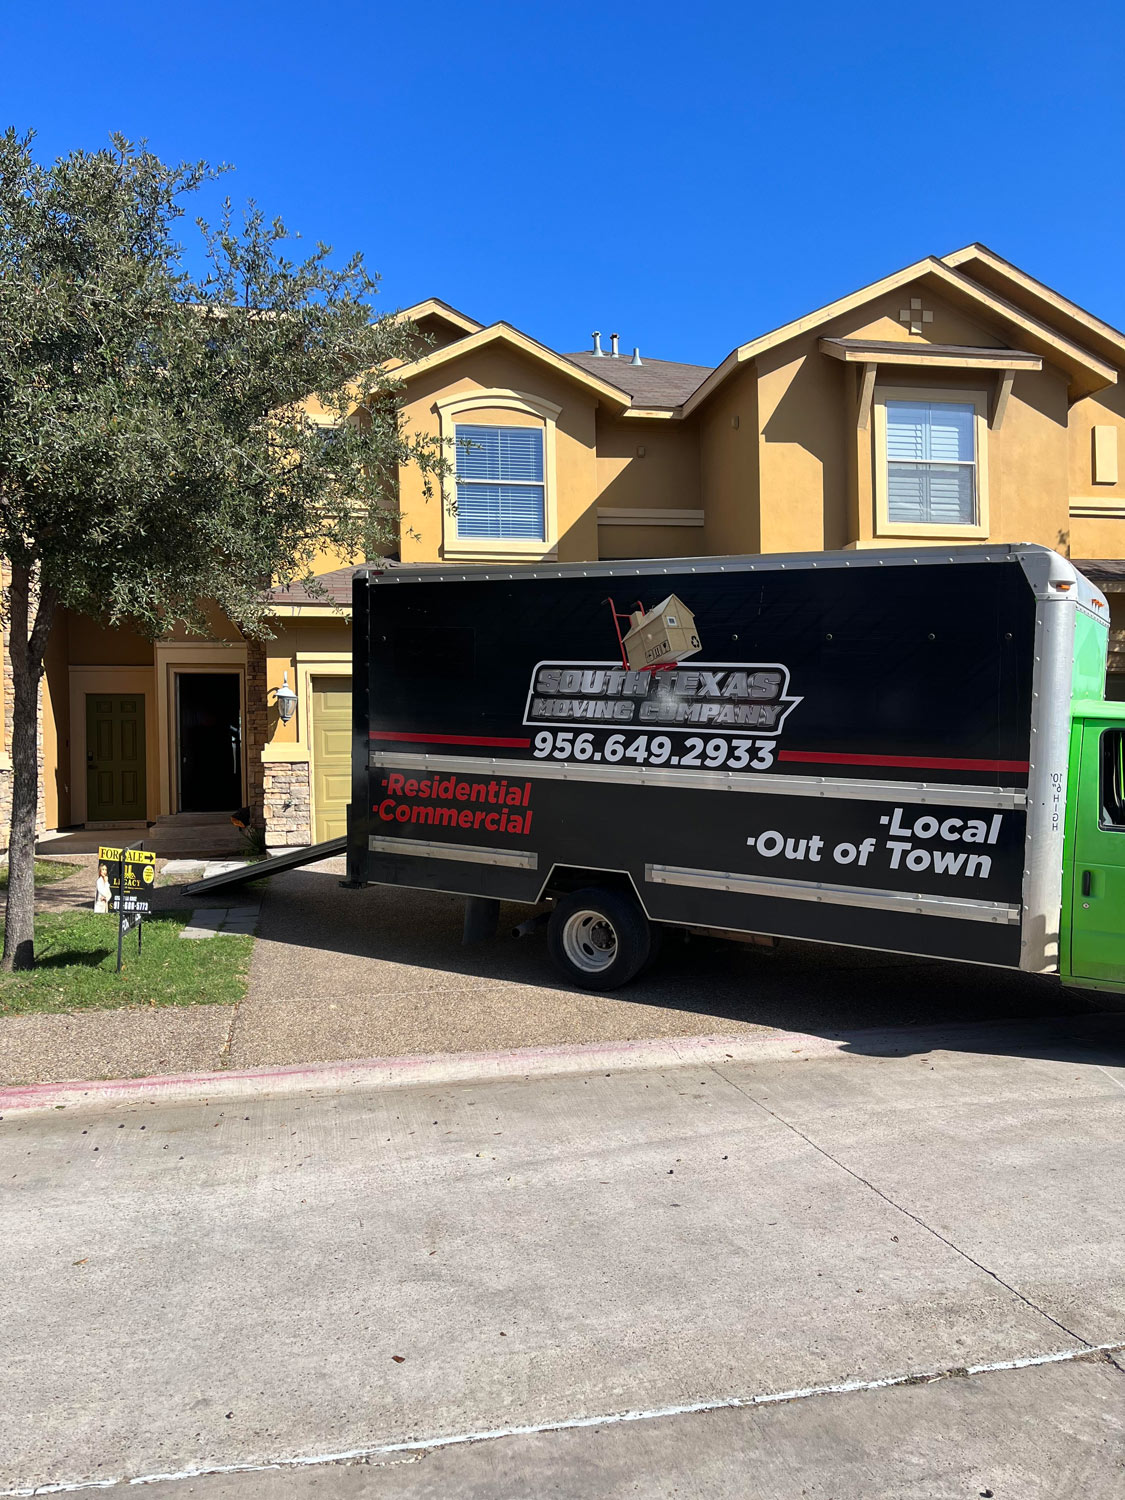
0, 859, 83, 889
0, 910, 252, 1016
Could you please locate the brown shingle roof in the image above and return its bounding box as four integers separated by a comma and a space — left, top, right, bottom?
264, 558, 463, 607
562, 352, 713, 407
265, 565, 360, 607
1073, 559, 1125, 584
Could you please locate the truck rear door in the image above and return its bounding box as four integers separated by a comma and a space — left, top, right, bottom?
1068, 718, 1125, 985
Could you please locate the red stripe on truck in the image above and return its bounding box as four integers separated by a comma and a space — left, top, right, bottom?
778, 750, 1030, 773
370, 733, 1027, 774
370, 731, 533, 748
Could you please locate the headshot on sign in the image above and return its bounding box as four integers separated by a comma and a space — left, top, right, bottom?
93, 863, 111, 914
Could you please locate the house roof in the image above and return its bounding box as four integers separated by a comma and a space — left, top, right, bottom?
562, 352, 715, 408
385, 323, 636, 408
942, 245, 1125, 366
1072, 559, 1125, 587
264, 557, 488, 611
395, 298, 482, 335
384, 245, 1121, 423
681, 256, 1118, 415
264, 565, 358, 609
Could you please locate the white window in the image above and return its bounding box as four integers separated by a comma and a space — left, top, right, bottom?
885, 400, 976, 525
455, 424, 545, 541
874, 387, 989, 538
436, 389, 561, 560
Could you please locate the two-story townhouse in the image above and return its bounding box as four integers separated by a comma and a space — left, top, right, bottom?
15, 244, 1125, 850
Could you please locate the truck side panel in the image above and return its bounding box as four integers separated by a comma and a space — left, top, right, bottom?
358, 558, 1038, 968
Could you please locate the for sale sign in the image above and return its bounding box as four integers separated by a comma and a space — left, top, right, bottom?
96, 844, 154, 968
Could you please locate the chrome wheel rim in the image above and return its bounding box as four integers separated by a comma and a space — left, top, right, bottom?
561, 910, 618, 973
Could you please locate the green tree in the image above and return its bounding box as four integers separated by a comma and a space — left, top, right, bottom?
0, 130, 441, 969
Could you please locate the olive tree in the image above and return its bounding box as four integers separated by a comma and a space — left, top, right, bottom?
0, 130, 440, 968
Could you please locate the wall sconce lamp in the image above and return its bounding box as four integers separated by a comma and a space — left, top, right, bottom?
273, 671, 298, 725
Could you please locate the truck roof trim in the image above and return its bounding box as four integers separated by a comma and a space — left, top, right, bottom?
362, 544, 1084, 602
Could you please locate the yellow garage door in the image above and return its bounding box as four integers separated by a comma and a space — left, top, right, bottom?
311, 676, 352, 843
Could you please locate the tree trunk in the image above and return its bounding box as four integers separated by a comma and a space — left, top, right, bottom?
3, 566, 57, 972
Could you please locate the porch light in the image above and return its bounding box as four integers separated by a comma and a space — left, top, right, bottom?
274, 671, 298, 725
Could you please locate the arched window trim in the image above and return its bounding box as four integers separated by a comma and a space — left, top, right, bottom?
435, 389, 562, 560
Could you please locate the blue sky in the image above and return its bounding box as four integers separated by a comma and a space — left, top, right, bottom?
3, 1, 1124, 367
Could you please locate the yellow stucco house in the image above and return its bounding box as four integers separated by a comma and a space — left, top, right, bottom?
15, 243, 1125, 848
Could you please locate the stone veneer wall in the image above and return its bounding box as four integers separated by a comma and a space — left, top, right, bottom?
244, 640, 268, 829
263, 761, 312, 847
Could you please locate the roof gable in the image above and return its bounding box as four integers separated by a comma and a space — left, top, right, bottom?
391, 322, 634, 407
942, 244, 1125, 367
682, 255, 1117, 414
395, 298, 482, 337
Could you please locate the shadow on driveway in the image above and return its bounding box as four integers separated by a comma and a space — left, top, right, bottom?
228, 859, 1125, 1070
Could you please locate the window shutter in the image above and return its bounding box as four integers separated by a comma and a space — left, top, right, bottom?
886, 403, 930, 462
887, 464, 974, 525
886, 401, 976, 526
926, 406, 974, 463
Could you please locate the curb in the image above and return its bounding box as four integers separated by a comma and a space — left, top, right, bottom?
2, 1011, 1117, 1116
0, 1027, 848, 1115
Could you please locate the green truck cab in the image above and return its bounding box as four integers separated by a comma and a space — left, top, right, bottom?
1063, 696, 1125, 996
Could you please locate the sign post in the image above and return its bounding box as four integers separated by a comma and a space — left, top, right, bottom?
97, 844, 156, 971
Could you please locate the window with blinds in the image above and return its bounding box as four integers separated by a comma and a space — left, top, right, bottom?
455, 424, 546, 540
885, 401, 976, 526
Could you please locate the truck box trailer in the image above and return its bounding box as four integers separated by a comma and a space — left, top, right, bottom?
307, 544, 1120, 993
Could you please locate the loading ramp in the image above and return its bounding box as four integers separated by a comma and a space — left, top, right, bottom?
184, 836, 347, 897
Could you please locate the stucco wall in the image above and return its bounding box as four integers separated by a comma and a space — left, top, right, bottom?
592, 409, 702, 559
593, 412, 700, 511
984, 367, 1070, 548
1068, 380, 1125, 561
597, 523, 705, 561
398, 345, 602, 563
755, 341, 850, 552
698, 364, 759, 556
738, 289, 1073, 555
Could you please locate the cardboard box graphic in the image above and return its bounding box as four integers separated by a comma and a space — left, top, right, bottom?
621, 595, 701, 669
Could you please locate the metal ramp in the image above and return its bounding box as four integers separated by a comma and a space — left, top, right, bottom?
184, 836, 347, 896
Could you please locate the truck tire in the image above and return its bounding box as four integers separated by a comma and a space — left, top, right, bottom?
547, 887, 658, 990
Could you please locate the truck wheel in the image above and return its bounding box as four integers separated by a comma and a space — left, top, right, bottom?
547, 887, 658, 990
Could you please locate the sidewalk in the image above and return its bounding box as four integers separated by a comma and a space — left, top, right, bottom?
0, 853, 1105, 1088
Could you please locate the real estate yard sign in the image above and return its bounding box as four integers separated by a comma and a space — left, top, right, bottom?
97, 844, 155, 971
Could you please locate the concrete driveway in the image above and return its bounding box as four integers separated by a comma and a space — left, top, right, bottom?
228, 856, 1095, 1069
2, 1013, 1123, 1496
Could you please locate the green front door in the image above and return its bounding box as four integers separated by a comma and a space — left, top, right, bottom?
86, 694, 146, 823
1067, 718, 1125, 987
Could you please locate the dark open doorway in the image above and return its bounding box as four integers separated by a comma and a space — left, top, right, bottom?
177, 673, 242, 813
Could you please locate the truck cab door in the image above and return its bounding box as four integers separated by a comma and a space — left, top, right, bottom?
1068, 719, 1125, 987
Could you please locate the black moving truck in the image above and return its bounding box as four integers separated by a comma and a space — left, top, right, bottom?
342, 544, 1124, 994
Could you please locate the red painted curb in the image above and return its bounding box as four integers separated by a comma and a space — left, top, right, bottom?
0, 1029, 845, 1114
